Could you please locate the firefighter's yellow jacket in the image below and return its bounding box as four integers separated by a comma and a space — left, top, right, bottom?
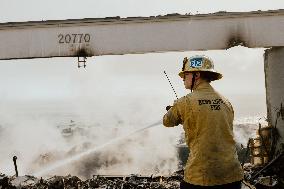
163, 82, 244, 186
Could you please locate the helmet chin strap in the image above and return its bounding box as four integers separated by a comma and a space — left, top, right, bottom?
191, 73, 196, 92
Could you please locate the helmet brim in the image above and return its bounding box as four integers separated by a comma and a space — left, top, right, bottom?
178, 70, 223, 81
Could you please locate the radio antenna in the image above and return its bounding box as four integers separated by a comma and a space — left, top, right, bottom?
163, 71, 179, 100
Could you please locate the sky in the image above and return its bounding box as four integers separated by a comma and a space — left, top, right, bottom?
0, 0, 283, 176
1, 0, 284, 22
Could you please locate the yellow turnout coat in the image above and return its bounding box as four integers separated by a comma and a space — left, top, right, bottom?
163, 82, 243, 186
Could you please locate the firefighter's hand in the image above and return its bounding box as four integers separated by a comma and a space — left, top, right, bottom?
166, 105, 172, 111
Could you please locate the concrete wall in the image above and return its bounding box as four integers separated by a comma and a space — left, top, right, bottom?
264, 47, 284, 155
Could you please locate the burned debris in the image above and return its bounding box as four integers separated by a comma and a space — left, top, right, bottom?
0, 171, 183, 189
242, 123, 284, 188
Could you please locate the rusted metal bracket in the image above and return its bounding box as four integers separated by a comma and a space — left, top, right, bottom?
77, 56, 87, 68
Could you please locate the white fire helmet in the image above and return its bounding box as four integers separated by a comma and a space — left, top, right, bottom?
178, 55, 223, 81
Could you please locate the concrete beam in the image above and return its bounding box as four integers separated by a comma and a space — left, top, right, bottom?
1, 10, 284, 60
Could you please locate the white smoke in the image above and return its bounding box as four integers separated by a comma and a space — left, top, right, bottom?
0, 103, 181, 179
233, 116, 268, 145
0, 110, 68, 175
0, 102, 264, 179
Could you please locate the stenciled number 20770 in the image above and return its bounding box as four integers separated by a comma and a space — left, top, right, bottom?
58, 33, 91, 44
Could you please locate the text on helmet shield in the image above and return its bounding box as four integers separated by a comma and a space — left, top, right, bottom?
190, 58, 203, 68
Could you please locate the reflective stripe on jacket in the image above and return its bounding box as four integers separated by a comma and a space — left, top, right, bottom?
163, 82, 244, 186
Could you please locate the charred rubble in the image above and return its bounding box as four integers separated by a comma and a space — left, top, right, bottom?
241, 123, 284, 189
0, 171, 183, 189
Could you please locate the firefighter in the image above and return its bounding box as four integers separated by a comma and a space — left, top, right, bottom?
163, 55, 244, 189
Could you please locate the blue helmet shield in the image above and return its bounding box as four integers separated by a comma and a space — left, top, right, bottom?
189, 57, 203, 68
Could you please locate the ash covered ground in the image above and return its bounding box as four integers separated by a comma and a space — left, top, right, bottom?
0, 172, 183, 189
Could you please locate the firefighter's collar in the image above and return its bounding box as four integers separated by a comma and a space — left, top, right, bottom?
193, 81, 213, 92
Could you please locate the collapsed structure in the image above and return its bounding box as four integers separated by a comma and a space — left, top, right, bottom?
1, 9, 284, 188
0, 172, 183, 189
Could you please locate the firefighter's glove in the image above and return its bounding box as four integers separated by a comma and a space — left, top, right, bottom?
166, 105, 172, 111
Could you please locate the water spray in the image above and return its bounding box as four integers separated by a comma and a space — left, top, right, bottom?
163, 71, 178, 100
33, 120, 162, 177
